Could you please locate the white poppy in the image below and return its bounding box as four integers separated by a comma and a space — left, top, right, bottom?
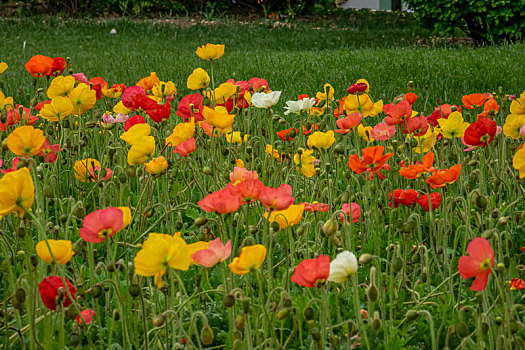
251, 91, 282, 109
328, 251, 358, 283
284, 98, 316, 115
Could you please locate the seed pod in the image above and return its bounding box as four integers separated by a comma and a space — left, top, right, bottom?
322, 219, 338, 237
270, 221, 280, 233
503, 255, 510, 268
125, 166, 136, 178
334, 143, 345, 154
14, 287, 26, 304
112, 309, 120, 321
235, 315, 245, 330
421, 267, 428, 282
200, 325, 214, 345
90, 285, 103, 298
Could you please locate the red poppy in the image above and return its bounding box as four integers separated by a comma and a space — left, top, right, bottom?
34, 100, 52, 112
123, 115, 146, 131
301, 202, 330, 212
80, 207, 124, 243
50, 57, 66, 76
25, 55, 54, 78
302, 124, 319, 135
173, 137, 196, 157
248, 77, 269, 92
1, 105, 39, 131
384, 99, 412, 126
259, 184, 294, 211
402, 115, 429, 136
176, 93, 204, 122
228, 179, 264, 204
510, 278, 525, 290
340, 203, 361, 223
346, 83, 368, 95
462, 93, 487, 109
38, 139, 60, 163
76, 309, 96, 325
291, 255, 330, 288
335, 113, 362, 134
39, 276, 76, 311
147, 101, 171, 123
427, 104, 460, 126
463, 117, 497, 148
405, 92, 418, 105
198, 187, 243, 214
121, 86, 158, 112
88, 77, 108, 100
458, 237, 494, 291
521, 247, 525, 253
276, 127, 298, 141
347, 146, 393, 174
417, 192, 442, 212
0, 157, 31, 174
426, 164, 461, 188
389, 189, 419, 208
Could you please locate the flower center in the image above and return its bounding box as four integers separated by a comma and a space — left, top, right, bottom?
480, 134, 491, 143
98, 228, 113, 239
480, 258, 491, 271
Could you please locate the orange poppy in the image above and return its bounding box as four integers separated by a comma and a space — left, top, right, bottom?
399, 152, 436, 179
347, 146, 393, 174
405, 92, 418, 105
426, 164, 461, 188
25, 55, 54, 78
478, 98, 500, 118
462, 93, 487, 109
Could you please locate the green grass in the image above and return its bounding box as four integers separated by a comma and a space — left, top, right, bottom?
1, 15, 523, 117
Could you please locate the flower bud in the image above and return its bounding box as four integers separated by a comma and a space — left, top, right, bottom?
322, 219, 338, 237
153, 314, 166, 327
391, 257, 403, 274
270, 221, 280, 233
359, 253, 373, 265
276, 308, 290, 320
200, 325, 214, 345
455, 322, 469, 338
303, 306, 315, 321
406, 310, 419, 321
70, 333, 82, 347
129, 284, 141, 298
14, 287, 26, 304
242, 299, 250, 314
112, 309, 120, 321
371, 311, 382, 331
235, 315, 245, 330
194, 217, 208, 227
367, 284, 379, 303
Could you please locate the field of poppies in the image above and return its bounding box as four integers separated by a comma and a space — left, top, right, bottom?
1, 16, 525, 350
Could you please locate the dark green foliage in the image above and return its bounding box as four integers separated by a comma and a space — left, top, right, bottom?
405, 0, 525, 43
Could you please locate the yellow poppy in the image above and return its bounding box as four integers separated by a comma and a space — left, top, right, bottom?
128, 136, 155, 165
510, 91, 525, 116
69, 83, 96, 115
202, 106, 235, 131
36, 240, 74, 264
357, 124, 375, 142
437, 111, 470, 139
224, 132, 249, 144
228, 244, 266, 275
195, 43, 225, 61
307, 130, 335, 149
47, 75, 76, 99
187, 68, 210, 90
39, 97, 74, 122
0, 62, 7, 74
118, 206, 132, 228
144, 156, 169, 175
503, 114, 525, 140
121, 123, 151, 145
264, 204, 305, 229
73, 158, 101, 182
294, 148, 316, 177
113, 100, 130, 115
344, 94, 382, 117
151, 81, 177, 99
407, 127, 439, 153
0, 167, 34, 218
165, 121, 195, 147
6, 125, 46, 157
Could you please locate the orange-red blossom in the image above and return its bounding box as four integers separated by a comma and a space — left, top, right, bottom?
347, 146, 393, 174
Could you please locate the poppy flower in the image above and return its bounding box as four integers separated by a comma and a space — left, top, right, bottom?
407, 127, 439, 153
124, 115, 146, 131
339, 203, 361, 223
202, 106, 235, 132
264, 203, 305, 229
462, 93, 487, 109
88, 77, 108, 100
302, 124, 319, 135
122, 86, 158, 113
177, 93, 204, 122
174, 137, 196, 157
38, 139, 60, 163
259, 184, 294, 211
39, 97, 74, 122
399, 152, 436, 179
307, 130, 335, 149
6, 125, 46, 157
134, 233, 191, 288
25, 55, 54, 78
39, 276, 76, 311
503, 114, 525, 140
73, 158, 113, 182
103, 112, 128, 124
127, 136, 156, 165
284, 98, 316, 115
294, 148, 316, 178
49, 57, 66, 76
47, 76, 76, 99
405, 92, 417, 105
416, 192, 442, 212
136, 72, 160, 93
76, 309, 96, 325
196, 43, 225, 61
463, 117, 497, 148
437, 111, 470, 139
144, 156, 169, 175
347, 146, 393, 175
102, 83, 126, 98
2, 105, 39, 131
301, 202, 330, 212
384, 99, 412, 125
370, 122, 396, 140
346, 83, 368, 95
291, 255, 330, 287
79, 207, 125, 243
478, 98, 499, 118
277, 127, 298, 141
344, 94, 383, 118
328, 251, 358, 283
458, 237, 494, 291
248, 77, 269, 92
230, 166, 259, 183
335, 113, 362, 134
0, 157, 24, 175
510, 278, 525, 290
389, 189, 419, 208
229, 244, 267, 275
36, 239, 74, 264
69, 83, 97, 115
403, 115, 429, 136
228, 179, 264, 204
151, 81, 176, 100
251, 91, 282, 109
192, 238, 232, 268
147, 101, 171, 123
0, 167, 34, 218
510, 92, 525, 115
72, 72, 88, 84
357, 124, 374, 142
224, 132, 249, 144
426, 164, 461, 188
198, 187, 243, 214
187, 68, 210, 90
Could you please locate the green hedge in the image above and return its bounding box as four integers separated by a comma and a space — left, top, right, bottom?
405, 0, 525, 43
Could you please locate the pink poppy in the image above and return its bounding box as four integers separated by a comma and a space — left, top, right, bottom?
174, 137, 196, 157
458, 237, 494, 291
198, 187, 243, 214
339, 203, 361, 223
76, 309, 96, 325
228, 179, 264, 203
79, 207, 124, 243
370, 122, 396, 140
403, 115, 429, 136
192, 238, 232, 268
384, 99, 412, 126
260, 184, 294, 211
335, 113, 362, 134
229, 166, 259, 183
301, 202, 330, 212
72, 73, 89, 84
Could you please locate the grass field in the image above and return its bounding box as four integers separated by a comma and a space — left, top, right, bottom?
1, 14, 525, 350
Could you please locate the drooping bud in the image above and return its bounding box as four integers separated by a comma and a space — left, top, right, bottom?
322, 219, 338, 237
235, 315, 245, 330
359, 254, 373, 265
200, 325, 214, 345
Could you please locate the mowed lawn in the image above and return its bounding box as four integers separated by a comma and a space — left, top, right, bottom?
1, 15, 524, 114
